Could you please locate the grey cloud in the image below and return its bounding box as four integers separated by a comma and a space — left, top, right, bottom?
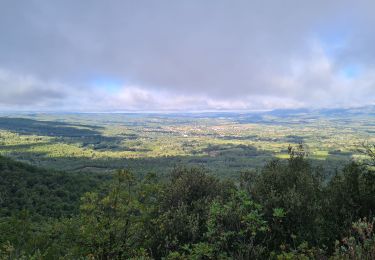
0, 0, 374, 110
0, 70, 67, 106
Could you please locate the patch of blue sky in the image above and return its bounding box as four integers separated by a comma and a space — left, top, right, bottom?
91, 77, 124, 93
317, 31, 361, 79
340, 64, 361, 79
318, 32, 347, 59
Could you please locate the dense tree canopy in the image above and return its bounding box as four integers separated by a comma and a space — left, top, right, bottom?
0, 146, 374, 259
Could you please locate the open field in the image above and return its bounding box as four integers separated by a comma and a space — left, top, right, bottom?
1, 108, 374, 178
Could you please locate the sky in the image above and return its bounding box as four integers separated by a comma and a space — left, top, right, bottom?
0, 0, 374, 112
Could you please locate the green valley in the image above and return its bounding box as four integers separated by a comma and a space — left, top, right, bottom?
0, 108, 374, 179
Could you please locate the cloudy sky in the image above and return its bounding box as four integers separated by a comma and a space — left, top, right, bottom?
0, 0, 374, 111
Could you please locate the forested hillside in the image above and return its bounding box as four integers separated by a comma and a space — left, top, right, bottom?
0, 156, 108, 218
0, 145, 374, 259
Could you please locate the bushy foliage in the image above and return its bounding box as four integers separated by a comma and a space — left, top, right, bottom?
202, 190, 269, 259
0, 144, 374, 259
332, 218, 375, 259
243, 150, 324, 248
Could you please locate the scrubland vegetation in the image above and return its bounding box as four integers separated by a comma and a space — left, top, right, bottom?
0, 144, 374, 259
0, 111, 374, 259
